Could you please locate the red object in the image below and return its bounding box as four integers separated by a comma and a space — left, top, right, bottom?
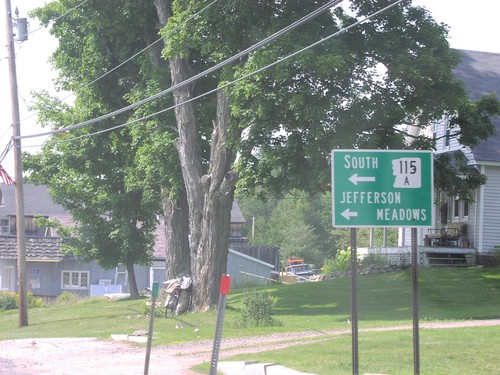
0, 164, 14, 185
219, 274, 231, 295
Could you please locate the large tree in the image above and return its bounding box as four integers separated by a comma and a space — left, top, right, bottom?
25, 0, 499, 308
157, 0, 498, 308
25, 0, 165, 298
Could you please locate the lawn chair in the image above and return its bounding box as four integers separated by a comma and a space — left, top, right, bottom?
427, 222, 464, 246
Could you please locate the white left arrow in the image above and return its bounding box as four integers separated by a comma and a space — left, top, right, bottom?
349, 173, 376, 185
341, 208, 358, 220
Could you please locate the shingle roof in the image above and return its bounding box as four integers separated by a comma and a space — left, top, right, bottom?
0, 184, 68, 260
454, 50, 500, 163
0, 236, 63, 261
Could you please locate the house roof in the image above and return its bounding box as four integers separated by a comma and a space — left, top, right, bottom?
0, 183, 246, 260
231, 200, 246, 224
0, 236, 63, 261
0, 184, 67, 216
454, 50, 500, 163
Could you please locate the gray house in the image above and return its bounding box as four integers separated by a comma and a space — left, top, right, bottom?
0, 184, 149, 300
394, 50, 500, 265
431, 49, 500, 263
0, 184, 276, 299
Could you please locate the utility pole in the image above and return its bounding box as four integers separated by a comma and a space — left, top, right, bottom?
4, 0, 28, 327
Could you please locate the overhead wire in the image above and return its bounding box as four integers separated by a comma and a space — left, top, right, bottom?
17, 0, 221, 126
0, 1, 89, 166
22, 0, 405, 149
15, 0, 344, 141
4, 0, 221, 156
55, 0, 221, 102
16, 0, 89, 41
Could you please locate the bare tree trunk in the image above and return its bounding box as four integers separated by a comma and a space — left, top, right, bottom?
169, 58, 237, 309
163, 189, 190, 279
192, 91, 237, 309
126, 260, 140, 298
153, 0, 191, 280
155, 0, 237, 309
168, 54, 206, 304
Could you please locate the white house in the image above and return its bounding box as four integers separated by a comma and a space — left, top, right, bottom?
363, 50, 500, 266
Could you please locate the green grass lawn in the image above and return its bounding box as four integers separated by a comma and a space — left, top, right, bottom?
221, 326, 500, 375
1, 267, 499, 374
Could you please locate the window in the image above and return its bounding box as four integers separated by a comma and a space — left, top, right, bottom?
445, 128, 451, 147
25, 216, 36, 233
453, 197, 460, 219
61, 271, 89, 289
0, 219, 9, 234
6, 215, 48, 235
463, 200, 469, 218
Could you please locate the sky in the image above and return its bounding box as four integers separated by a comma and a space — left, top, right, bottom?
1, 0, 500, 178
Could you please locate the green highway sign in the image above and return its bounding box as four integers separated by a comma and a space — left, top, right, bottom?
331, 150, 433, 228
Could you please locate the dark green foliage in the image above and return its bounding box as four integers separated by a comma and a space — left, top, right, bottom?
0, 291, 42, 310
434, 152, 487, 202
25, 1, 166, 298
24, 0, 500, 307
0, 292, 18, 310
321, 249, 353, 274
239, 290, 278, 327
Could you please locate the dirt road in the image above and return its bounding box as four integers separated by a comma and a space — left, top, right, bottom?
1, 319, 499, 375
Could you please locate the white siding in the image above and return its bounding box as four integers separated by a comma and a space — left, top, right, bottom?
480, 165, 500, 253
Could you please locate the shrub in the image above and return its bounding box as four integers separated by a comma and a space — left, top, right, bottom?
239, 290, 278, 327
322, 249, 354, 274
361, 252, 388, 268
27, 291, 43, 308
56, 291, 80, 304
142, 301, 164, 318
0, 291, 18, 310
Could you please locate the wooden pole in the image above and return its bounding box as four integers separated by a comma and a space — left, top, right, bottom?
4, 0, 28, 327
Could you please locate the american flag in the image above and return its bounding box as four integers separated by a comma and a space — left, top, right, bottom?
0, 164, 15, 185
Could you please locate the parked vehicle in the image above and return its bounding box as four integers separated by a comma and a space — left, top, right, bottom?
284, 257, 313, 281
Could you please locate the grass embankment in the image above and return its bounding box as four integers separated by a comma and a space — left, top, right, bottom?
1, 267, 499, 374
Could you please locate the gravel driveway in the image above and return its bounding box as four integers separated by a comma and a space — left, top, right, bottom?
1, 319, 499, 375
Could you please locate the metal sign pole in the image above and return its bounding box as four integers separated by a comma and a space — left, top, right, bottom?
351, 228, 359, 375
411, 228, 420, 374
210, 274, 231, 375
144, 282, 159, 375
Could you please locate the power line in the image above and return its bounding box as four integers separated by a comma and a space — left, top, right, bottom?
22, 0, 405, 148
15, 0, 344, 141
16, 0, 89, 41
16, 0, 221, 125
60, 0, 221, 101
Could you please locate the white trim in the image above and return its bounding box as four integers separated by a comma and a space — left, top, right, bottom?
475, 160, 500, 167
61, 270, 90, 290
478, 165, 485, 252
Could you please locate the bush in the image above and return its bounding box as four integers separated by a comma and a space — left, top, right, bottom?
0, 291, 44, 310
239, 290, 278, 327
322, 249, 354, 274
56, 291, 80, 304
142, 301, 164, 318
0, 291, 18, 310
360, 252, 388, 268
27, 291, 43, 308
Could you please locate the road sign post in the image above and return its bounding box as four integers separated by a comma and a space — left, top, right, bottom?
332, 149, 433, 375
210, 274, 231, 375
332, 150, 433, 228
